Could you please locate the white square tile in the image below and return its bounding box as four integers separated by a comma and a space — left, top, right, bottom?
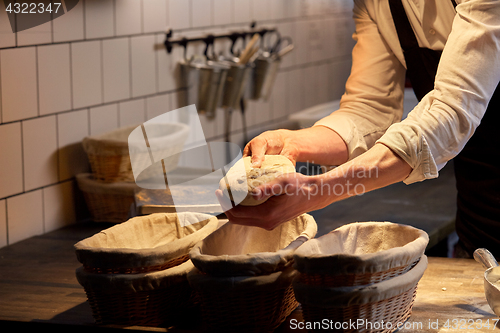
85, 0, 115, 39
294, 20, 309, 66
57, 109, 90, 181
16, 15, 52, 46
323, 17, 336, 60
71, 40, 103, 109
119, 99, 146, 127
308, 20, 325, 62
22, 116, 58, 191
270, 0, 285, 20
169, 0, 191, 30
53, 0, 84, 42
213, 0, 233, 25
303, 65, 319, 108
270, 71, 286, 120
0, 0, 15, 48
116, 0, 142, 36
7, 190, 44, 245
156, 33, 181, 92
38, 44, 72, 115
0, 123, 23, 199
231, 0, 248, 24
43, 181, 76, 233
198, 113, 216, 139
0, 200, 6, 248
191, 0, 212, 28
0, 48, 38, 123
143, 0, 168, 33
316, 63, 330, 105
252, 0, 271, 21
146, 94, 170, 120
287, 69, 304, 114
130, 35, 157, 98
90, 104, 119, 136
103, 38, 131, 103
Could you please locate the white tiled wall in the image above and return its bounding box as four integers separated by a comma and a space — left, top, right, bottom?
0, 0, 355, 247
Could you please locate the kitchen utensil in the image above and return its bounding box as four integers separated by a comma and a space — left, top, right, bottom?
179, 56, 229, 119
251, 43, 294, 101
238, 33, 260, 64
221, 60, 252, 109
474, 248, 500, 316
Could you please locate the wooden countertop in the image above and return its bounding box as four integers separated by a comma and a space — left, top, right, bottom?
0, 222, 497, 332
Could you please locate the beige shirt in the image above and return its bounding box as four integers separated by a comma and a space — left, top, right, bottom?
314, 0, 500, 184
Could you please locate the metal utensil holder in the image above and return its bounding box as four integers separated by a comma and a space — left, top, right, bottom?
222, 62, 252, 110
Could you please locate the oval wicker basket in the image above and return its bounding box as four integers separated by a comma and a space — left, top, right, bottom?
76, 173, 139, 223
293, 221, 429, 287
75, 212, 218, 274
293, 255, 428, 333
188, 264, 299, 333
190, 213, 317, 276
82, 123, 189, 183
76, 260, 196, 326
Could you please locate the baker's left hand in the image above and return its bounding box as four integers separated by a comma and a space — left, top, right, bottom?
215, 172, 329, 230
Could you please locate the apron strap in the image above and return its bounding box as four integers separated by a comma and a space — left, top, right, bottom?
388, 0, 418, 52
389, 0, 458, 53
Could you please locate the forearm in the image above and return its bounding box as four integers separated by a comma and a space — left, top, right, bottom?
290, 126, 349, 166
309, 143, 412, 208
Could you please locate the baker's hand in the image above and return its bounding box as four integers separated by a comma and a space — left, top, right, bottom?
243, 129, 299, 168
215, 172, 329, 230
243, 126, 349, 168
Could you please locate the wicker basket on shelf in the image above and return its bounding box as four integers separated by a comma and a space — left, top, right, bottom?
292, 222, 429, 333
188, 213, 317, 332
76, 173, 139, 223
82, 123, 189, 183
75, 212, 218, 326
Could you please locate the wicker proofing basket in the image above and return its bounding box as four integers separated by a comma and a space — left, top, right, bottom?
74, 212, 218, 326
76, 260, 196, 326
188, 264, 299, 333
75, 212, 219, 274
293, 222, 429, 287
82, 123, 189, 183
188, 213, 317, 332
190, 213, 318, 276
76, 173, 139, 223
293, 255, 428, 333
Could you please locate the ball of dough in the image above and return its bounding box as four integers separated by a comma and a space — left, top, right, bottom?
219, 155, 295, 206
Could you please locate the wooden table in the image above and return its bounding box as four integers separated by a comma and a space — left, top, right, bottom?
0, 222, 497, 332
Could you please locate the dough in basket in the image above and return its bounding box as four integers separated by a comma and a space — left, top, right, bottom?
219, 155, 295, 206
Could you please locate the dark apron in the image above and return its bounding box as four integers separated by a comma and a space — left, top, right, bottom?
389, 0, 500, 257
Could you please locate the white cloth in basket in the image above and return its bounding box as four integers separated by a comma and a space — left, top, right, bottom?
294, 222, 429, 275
75, 212, 218, 270
190, 213, 317, 276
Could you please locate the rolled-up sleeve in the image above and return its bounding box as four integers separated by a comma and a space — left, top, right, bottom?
377, 0, 500, 184
314, 0, 406, 160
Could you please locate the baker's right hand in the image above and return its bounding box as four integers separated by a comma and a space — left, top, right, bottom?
243, 129, 299, 168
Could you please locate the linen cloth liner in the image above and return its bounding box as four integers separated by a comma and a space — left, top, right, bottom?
190, 213, 317, 276
187, 264, 298, 292
76, 173, 139, 195
293, 222, 428, 275
81, 123, 189, 156
76, 260, 194, 293
293, 255, 427, 307
75, 212, 218, 270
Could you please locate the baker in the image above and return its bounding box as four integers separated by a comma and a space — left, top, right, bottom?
215, 0, 500, 258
